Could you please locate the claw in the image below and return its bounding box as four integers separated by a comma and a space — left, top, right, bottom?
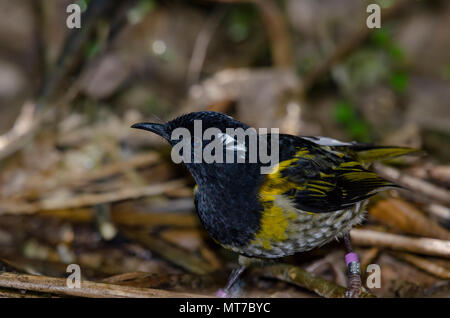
345, 273, 362, 298
216, 289, 229, 298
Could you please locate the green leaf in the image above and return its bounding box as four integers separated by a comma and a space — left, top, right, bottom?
349, 121, 370, 141
390, 71, 409, 93
389, 45, 405, 62
333, 101, 356, 124
333, 101, 371, 141
442, 64, 450, 80
127, 0, 157, 25
85, 39, 100, 58
227, 5, 257, 42
371, 29, 390, 47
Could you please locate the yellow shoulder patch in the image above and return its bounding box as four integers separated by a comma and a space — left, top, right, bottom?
255, 154, 309, 250
251, 202, 290, 250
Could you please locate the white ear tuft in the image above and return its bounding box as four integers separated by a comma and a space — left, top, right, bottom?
217, 133, 246, 159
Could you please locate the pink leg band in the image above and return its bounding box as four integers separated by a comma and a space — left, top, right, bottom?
216, 289, 228, 298
345, 252, 359, 266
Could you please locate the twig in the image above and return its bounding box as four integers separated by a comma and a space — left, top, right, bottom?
0, 288, 53, 298
425, 204, 450, 223
255, 264, 375, 298
373, 163, 450, 207
120, 229, 217, 275
0, 1, 124, 162
369, 198, 450, 240
101, 271, 217, 290
31, 0, 48, 85
14, 152, 160, 200
38, 0, 113, 102
0, 272, 208, 298
360, 247, 380, 273
101, 272, 156, 284
0, 102, 39, 161
187, 8, 227, 86
252, 0, 293, 67
1, 256, 118, 279
410, 164, 450, 187
60, 152, 159, 186
387, 191, 450, 223
113, 209, 198, 227
391, 252, 450, 280
426, 165, 450, 185
350, 229, 450, 258
36, 208, 199, 229
0, 180, 185, 215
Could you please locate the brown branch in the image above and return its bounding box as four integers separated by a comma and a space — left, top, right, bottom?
425, 204, 450, 223
112, 209, 198, 227
187, 8, 227, 86
369, 198, 450, 240
255, 263, 375, 298
0, 180, 185, 215
350, 229, 450, 258
0, 1, 116, 162
36, 208, 199, 229
409, 164, 450, 187
14, 152, 160, 201
252, 0, 293, 68
120, 229, 217, 275
60, 152, 160, 186
392, 252, 450, 280
0, 272, 208, 298
0, 288, 53, 298
373, 164, 450, 207
101, 272, 216, 290
0, 102, 41, 161
360, 247, 380, 273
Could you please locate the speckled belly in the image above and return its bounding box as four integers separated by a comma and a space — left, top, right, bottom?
228, 199, 368, 258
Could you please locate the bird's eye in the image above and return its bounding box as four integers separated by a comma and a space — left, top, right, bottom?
193, 136, 202, 148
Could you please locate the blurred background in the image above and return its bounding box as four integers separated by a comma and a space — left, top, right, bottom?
0, 0, 449, 298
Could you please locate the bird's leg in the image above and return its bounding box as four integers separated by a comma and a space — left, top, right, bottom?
216, 265, 246, 297
343, 233, 362, 298
216, 255, 256, 297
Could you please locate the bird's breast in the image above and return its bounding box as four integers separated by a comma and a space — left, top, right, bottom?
194, 184, 263, 248
228, 197, 368, 258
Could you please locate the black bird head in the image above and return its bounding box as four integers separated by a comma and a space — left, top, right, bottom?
132, 111, 248, 144
132, 111, 256, 185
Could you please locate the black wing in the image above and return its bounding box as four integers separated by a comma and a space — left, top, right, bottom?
259, 135, 394, 213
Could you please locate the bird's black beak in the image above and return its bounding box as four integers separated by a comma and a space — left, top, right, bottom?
131, 123, 169, 140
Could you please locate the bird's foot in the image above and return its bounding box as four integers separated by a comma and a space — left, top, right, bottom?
345, 252, 362, 298
345, 273, 362, 298
215, 265, 246, 298
216, 289, 230, 298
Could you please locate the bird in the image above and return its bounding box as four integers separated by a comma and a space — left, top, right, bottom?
131, 111, 417, 298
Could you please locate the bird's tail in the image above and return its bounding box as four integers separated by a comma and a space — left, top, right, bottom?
352, 146, 420, 163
